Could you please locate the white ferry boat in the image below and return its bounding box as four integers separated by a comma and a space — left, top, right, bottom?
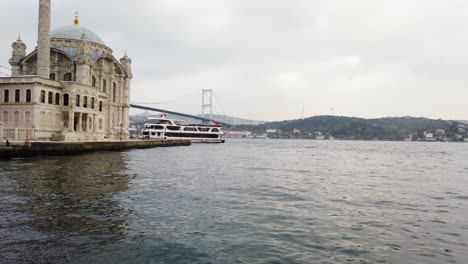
142, 115, 225, 143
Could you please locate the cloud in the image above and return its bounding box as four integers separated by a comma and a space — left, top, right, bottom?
1, 0, 467, 121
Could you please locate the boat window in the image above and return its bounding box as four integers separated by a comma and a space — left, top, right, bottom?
167, 126, 180, 131
165, 132, 219, 138
212, 128, 220, 132
149, 119, 172, 125
151, 132, 156, 136
184, 127, 197, 131
198, 127, 210, 132
152, 125, 164, 130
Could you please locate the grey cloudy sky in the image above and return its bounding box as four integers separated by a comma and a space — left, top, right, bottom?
1, 0, 467, 121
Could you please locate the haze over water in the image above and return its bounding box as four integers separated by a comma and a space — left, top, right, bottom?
1, 140, 468, 263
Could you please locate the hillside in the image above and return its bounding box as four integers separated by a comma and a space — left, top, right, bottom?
233, 116, 465, 141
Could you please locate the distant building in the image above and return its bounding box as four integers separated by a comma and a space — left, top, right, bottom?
434, 128, 445, 136
266, 128, 281, 138
315, 131, 325, 140
424, 132, 436, 141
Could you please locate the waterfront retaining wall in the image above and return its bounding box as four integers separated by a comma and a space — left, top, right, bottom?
0, 139, 191, 159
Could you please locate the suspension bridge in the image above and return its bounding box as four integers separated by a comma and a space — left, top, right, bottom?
130, 89, 233, 127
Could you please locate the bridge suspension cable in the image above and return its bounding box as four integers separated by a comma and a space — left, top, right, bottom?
132, 89, 200, 105
212, 91, 227, 116
0, 71, 11, 77
0, 65, 11, 77
0, 65, 11, 71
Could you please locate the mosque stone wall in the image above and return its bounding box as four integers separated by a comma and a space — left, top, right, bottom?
0, 9, 132, 142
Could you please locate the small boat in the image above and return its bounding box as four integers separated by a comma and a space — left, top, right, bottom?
142, 115, 225, 143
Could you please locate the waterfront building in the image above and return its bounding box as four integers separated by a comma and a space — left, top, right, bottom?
266, 128, 281, 139
224, 131, 252, 138
0, 0, 132, 141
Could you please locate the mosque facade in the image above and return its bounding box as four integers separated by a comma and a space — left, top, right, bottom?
0, 0, 132, 141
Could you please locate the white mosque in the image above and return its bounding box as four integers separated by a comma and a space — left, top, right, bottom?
0, 0, 133, 141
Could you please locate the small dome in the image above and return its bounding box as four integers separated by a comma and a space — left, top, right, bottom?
51, 25, 105, 46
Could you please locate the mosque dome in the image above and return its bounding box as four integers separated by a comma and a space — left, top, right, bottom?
51, 24, 105, 46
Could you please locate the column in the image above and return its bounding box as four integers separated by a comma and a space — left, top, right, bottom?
119, 77, 124, 104
93, 114, 97, 133
107, 104, 112, 136
0, 122, 3, 142
69, 110, 74, 131
78, 112, 82, 132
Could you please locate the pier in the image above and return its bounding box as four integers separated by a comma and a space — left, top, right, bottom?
0, 139, 191, 159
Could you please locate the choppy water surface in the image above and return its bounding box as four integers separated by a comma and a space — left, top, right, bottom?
1, 140, 468, 263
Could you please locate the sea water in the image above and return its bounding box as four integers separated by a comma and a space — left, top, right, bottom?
1, 139, 467, 263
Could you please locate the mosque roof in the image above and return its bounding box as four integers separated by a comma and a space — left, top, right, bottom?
51, 24, 105, 46
53, 46, 104, 61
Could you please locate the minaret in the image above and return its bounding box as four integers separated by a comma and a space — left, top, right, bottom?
37, 0, 51, 78
120, 51, 133, 80
9, 34, 27, 76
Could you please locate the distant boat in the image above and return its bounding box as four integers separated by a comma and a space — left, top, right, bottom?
142, 116, 225, 143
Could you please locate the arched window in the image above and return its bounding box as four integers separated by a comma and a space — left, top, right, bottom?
47, 112, 52, 126
15, 89, 20, 102
39, 112, 45, 127
99, 101, 103, 112
13, 111, 19, 127
91, 97, 95, 109
2, 111, 8, 124
83, 96, 88, 108
103, 79, 107, 93
49, 73, 56, 80
64, 72, 72, 81
113, 82, 117, 102
24, 111, 31, 127
76, 95, 80, 107
48, 92, 53, 104
63, 94, 69, 106
40, 90, 45, 103
26, 89, 31, 102
3, 89, 9, 103
92, 76, 96, 87
55, 93, 60, 105
55, 113, 60, 128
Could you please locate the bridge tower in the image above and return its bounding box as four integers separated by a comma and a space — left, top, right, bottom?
202, 89, 213, 122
